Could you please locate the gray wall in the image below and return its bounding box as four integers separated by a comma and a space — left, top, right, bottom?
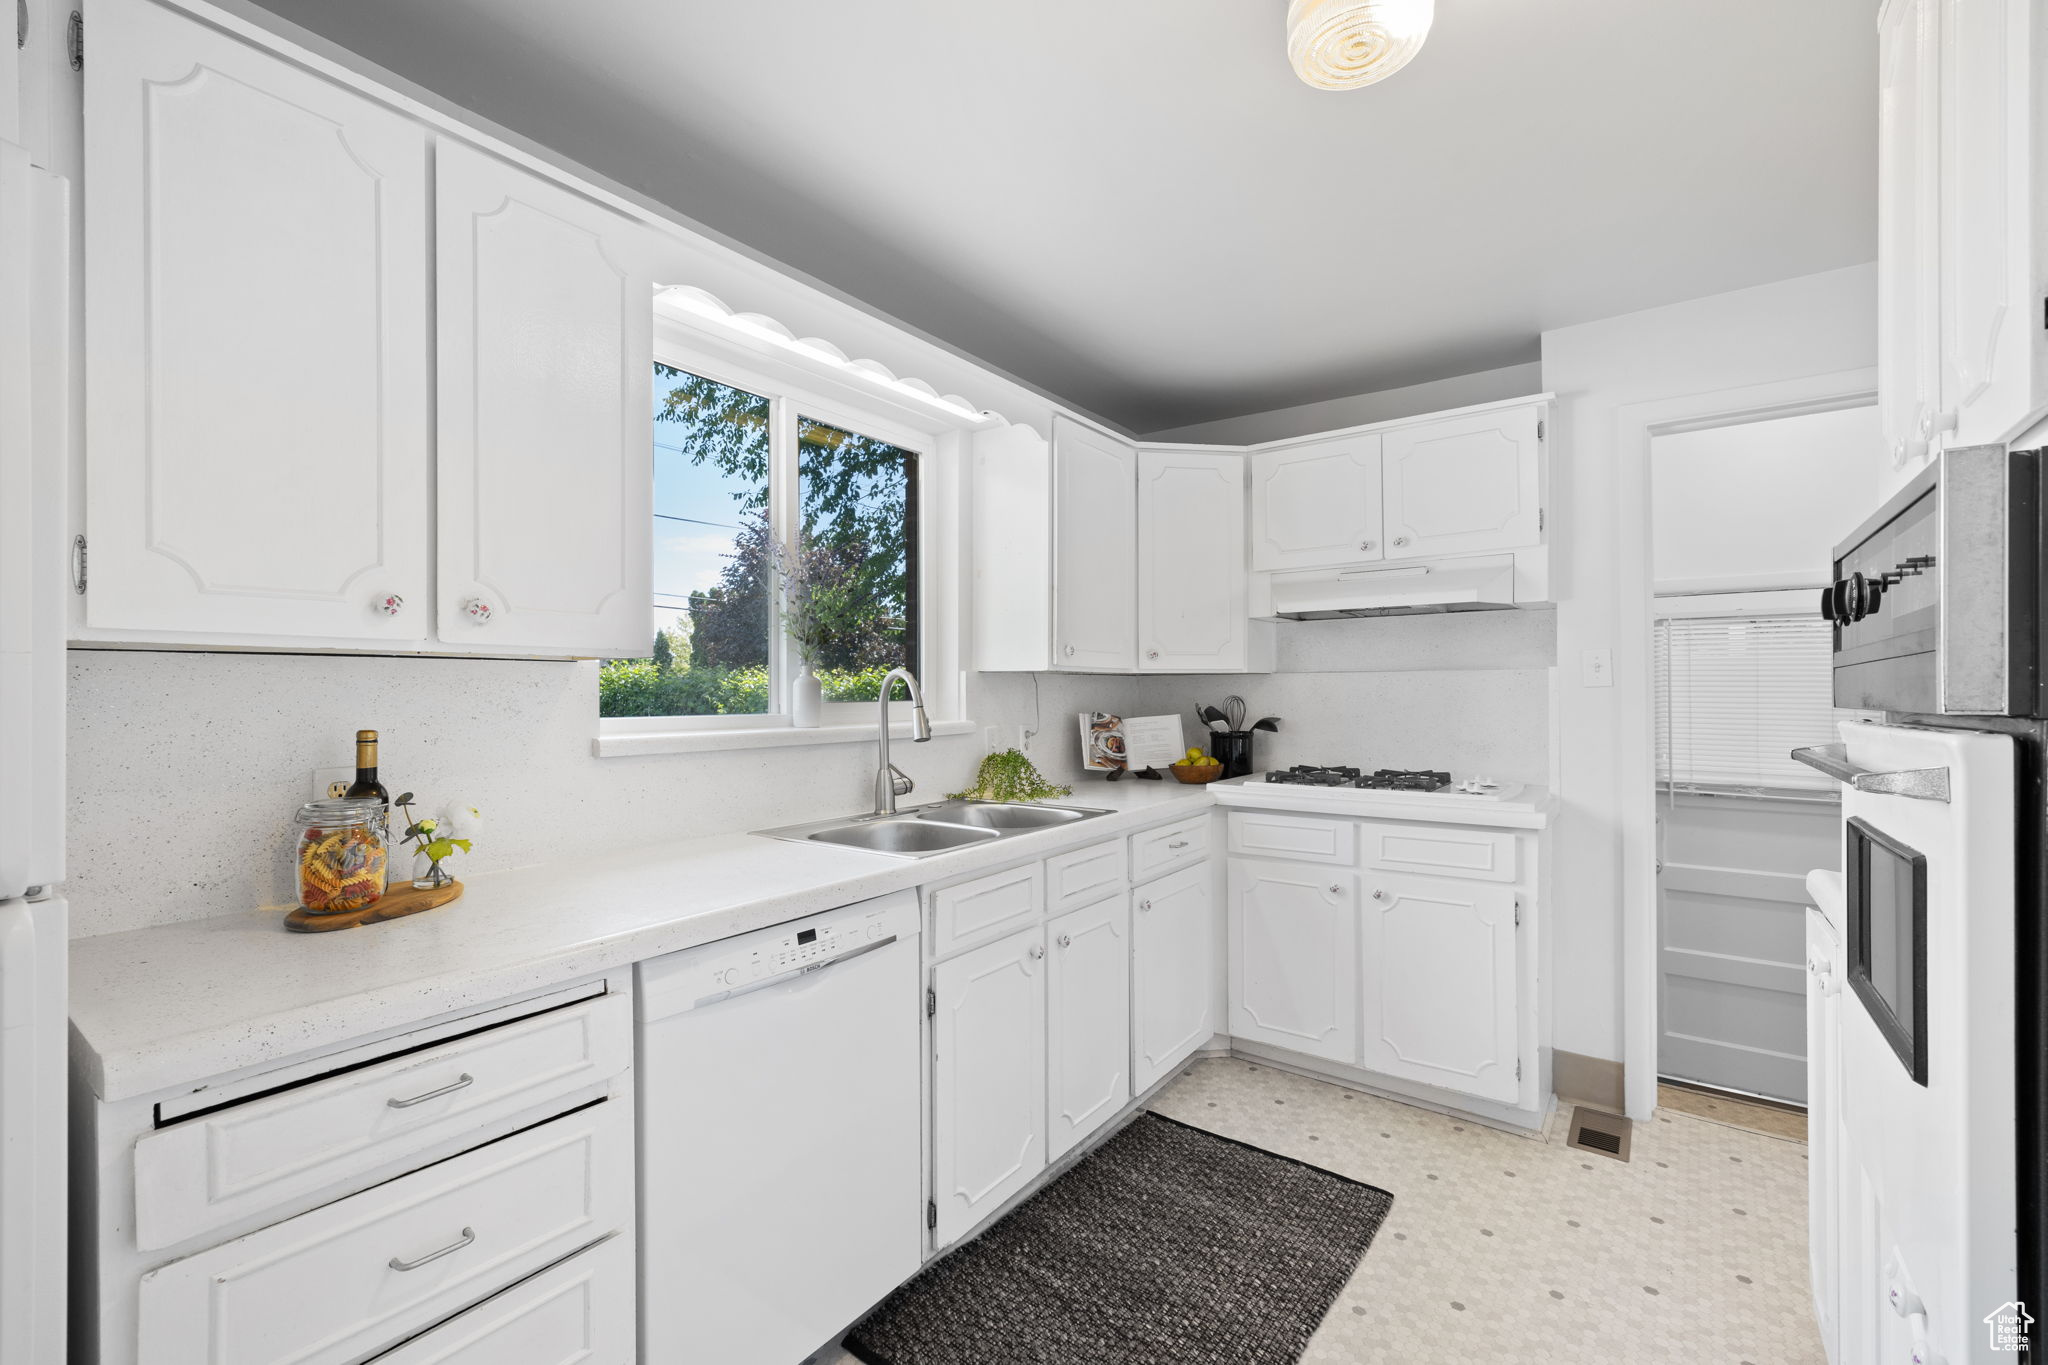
66, 611, 1554, 939
63, 651, 1146, 939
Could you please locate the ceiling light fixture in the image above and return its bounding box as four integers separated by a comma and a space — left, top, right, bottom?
1286, 0, 1435, 90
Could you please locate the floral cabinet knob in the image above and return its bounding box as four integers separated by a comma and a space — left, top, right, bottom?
374, 593, 405, 617
462, 597, 494, 625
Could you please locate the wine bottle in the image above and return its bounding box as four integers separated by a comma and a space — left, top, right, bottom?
344, 729, 389, 805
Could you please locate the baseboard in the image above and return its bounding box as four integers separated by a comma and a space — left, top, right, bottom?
1551, 1048, 1625, 1111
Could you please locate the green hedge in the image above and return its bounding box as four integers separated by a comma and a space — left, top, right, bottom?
598, 661, 907, 717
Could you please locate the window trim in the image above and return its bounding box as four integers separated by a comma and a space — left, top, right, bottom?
597, 327, 965, 751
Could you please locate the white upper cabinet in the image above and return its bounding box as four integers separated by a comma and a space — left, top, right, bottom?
1137, 448, 1247, 671
1356, 871, 1521, 1104
84, 0, 431, 644
1051, 417, 1137, 671
1937, 0, 2047, 450
436, 141, 655, 657
1248, 434, 1383, 571
1381, 405, 1543, 561
1879, 0, 1942, 485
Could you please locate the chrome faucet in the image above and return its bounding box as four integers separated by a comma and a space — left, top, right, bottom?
872, 667, 933, 816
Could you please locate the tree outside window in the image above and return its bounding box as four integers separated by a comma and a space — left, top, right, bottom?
599, 363, 920, 718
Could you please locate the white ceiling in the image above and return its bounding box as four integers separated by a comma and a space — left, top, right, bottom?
245, 0, 1878, 434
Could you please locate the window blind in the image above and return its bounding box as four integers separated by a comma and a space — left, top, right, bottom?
1653, 614, 1844, 792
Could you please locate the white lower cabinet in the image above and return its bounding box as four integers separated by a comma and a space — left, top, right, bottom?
1046, 895, 1132, 1161
1356, 871, 1520, 1103
1132, 862, 1217, 1092
368, 1233, 633, 1365
136, 1101, 630, 1365
930, 926, 1047, 1246
1227, 859, 1359, 1063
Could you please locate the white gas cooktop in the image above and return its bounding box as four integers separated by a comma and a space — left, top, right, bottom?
1212, 771, 1548, 828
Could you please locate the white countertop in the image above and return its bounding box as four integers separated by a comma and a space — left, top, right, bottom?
70, 775, 1557, 1104
68, 782, 1213, 1103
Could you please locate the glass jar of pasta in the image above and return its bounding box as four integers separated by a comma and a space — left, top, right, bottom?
292, 798, 390, 914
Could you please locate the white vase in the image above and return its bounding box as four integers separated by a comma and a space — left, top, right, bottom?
791, 666, 823, 728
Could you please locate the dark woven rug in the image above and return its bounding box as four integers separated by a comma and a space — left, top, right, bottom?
844, 1112, 1393, 1365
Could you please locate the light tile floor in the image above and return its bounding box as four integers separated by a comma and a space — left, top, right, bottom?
1153, 1059, 1824, 1365
822, 1057, 1824, 1364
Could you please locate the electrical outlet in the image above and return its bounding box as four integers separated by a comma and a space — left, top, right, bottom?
311, 766, 352, 800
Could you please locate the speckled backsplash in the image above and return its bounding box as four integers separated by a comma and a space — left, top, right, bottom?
63, 611, 1553, 938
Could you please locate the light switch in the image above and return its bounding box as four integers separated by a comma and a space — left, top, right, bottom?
1582, 649, 1613, 688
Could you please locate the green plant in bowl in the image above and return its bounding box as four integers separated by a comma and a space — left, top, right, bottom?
949, 749, 1072, 804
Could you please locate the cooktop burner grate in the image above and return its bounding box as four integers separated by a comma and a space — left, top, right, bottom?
1265, 766, 1453, 791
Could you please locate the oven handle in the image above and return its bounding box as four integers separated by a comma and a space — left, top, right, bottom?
1790, 743, 1950, 803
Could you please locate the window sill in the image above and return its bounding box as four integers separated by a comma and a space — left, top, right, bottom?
593, 718, 977, 758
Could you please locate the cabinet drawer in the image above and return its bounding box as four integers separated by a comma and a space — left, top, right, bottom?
137, 1102, 631, 1365
368, 1233, 632, 1364
929, 861, 1043, 956
1045, 838, 1130, 913
134, 993, 631, 1251
1227, 812, 1357, 865
1130, 814, 1210, 883
1361, 823, 1517, 883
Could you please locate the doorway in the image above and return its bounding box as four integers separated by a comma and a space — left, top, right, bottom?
1647, 404, 1883, 1104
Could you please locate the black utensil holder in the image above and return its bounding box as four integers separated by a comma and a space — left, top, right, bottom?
1213, 730, 1255, 779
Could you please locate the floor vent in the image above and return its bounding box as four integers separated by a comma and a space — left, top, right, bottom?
1565, 1106, 1632, 1163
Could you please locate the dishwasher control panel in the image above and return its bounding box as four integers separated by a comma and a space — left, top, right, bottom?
635, 890, 919, 1017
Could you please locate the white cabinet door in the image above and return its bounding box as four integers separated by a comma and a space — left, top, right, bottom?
1051, 416, 1136, 671
1132, 863, 1216, 1093
1938, 0, 2046, 449
931, 927, 1046, 1245
436, 140, 655, 657
1137, 449, 1247, 671
1227, 859, 1358, 1064
1878, 0, 1942, 491
84, 0, 431, 643
1357, 871, 1520, 1103
1381, 406, 1543, 561
1248, 434, 1383, 571
1046, 895, 1131, 1161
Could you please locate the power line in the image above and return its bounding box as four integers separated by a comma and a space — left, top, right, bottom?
654, 512, 744, 530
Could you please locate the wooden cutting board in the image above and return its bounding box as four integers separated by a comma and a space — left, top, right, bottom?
284, 879, 463, 933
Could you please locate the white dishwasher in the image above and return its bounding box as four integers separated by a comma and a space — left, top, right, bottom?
637, 890, 922, 1364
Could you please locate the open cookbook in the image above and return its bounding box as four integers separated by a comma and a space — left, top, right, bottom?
1078, 713, 1187, 773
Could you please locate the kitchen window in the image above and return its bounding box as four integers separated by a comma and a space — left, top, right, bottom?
597, 343, 956, 751
1652, 609, 1855, 793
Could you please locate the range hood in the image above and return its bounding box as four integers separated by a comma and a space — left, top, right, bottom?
1267, 556, 1518, 619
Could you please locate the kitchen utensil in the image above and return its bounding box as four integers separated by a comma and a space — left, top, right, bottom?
1213, 730, 1256, 779
1199, 705, 1229, 731
1252, 717, 1281, 733
1223, 695, 1247, 731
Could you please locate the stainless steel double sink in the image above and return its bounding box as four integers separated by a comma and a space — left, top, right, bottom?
755, 799, 1111, 858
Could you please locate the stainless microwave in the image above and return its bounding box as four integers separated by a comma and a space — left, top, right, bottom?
1826, 445, 2044, 717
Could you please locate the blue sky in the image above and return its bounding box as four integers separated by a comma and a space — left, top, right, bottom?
649, 369, 762, 647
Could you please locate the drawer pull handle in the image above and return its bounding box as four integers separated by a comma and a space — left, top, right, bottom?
387, 1073, 475, 1109
388, 1226, 475, 1272
1167, 840, 1190, 850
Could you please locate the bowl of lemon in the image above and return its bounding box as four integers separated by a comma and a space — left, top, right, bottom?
1168, 748, 1226, 783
